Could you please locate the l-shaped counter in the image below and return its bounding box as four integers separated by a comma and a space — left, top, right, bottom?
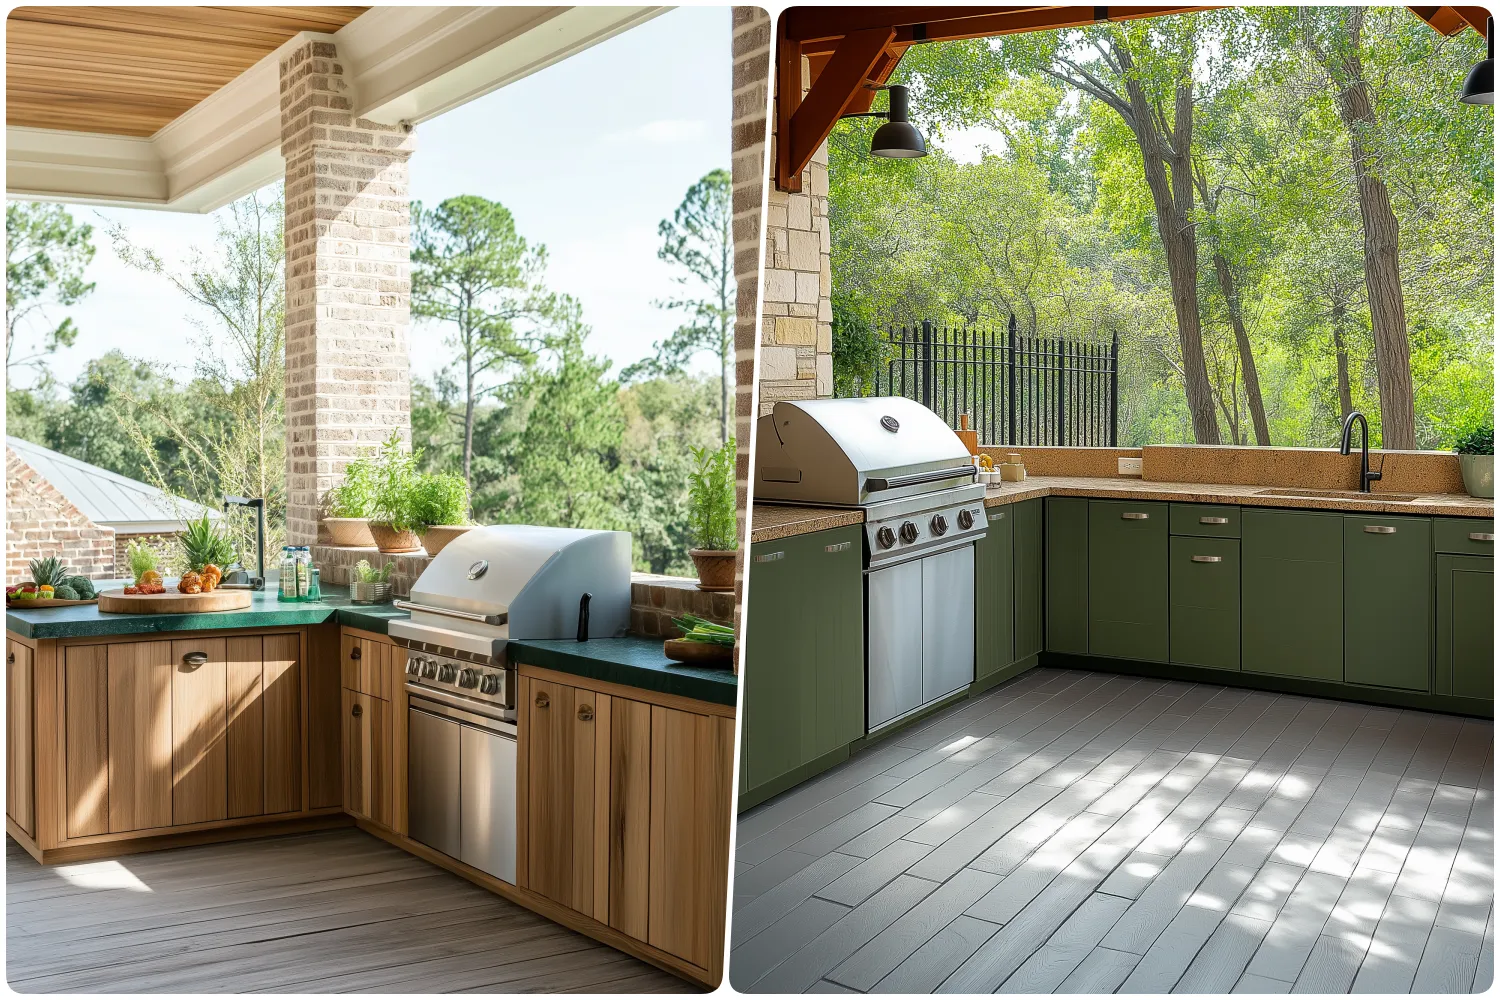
742, 475, 1494, 810
5, 586, 736, 987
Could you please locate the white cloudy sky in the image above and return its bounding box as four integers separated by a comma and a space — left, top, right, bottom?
13, 6, 732, 391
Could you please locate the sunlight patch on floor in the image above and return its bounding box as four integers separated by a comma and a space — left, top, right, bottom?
53, 859, 152, 893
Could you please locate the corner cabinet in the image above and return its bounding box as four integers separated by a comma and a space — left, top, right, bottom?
516, 666, 732, 987
976, 498, 1043, 683
340, 629, 397, 831
1436, 518, 1494, 702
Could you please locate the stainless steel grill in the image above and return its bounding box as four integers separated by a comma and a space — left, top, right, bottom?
755, 398, 986, 733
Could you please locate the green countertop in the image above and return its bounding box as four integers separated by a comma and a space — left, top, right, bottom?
6, 586, 737, 708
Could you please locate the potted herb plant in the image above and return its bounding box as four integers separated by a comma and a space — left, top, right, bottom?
368, 433, 425, 553
349, 559, 395, 604
687, 437, 737, 592
1454, 419, 1494, 499
414, 472, 474, 557
323, 454, 378, 547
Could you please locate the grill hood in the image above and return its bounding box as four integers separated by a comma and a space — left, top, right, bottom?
755, 397, 975, 506
388, 525, 631, 659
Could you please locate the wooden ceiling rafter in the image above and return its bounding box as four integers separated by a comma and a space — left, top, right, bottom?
1407, 6, 1491, 36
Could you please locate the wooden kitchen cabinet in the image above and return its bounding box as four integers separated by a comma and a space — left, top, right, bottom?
172, 638, 228, 825
1438, 554, 1494, 700
1343, 515, 1433, 692
106, 640, 173, 833
342, 687, 392, 829
1046, 497, 1089, 654
7, 638, 34, 838
1088, 500, 1169, 662
1169, 536, 1240, 671
1242, 509, 1344, 683
975, 506, 1015, 681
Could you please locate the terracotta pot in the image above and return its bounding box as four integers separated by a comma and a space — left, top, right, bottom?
421, 524, 474, 558
689, 549, 737, 592
368, 522, 423, 554
323, 517, 376, 547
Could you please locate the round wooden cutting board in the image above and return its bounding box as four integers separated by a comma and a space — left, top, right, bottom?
97, 589, 253, 614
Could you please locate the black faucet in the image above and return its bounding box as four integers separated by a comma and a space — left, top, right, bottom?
1339, 411, 1382, 494
222, 496, 267, 590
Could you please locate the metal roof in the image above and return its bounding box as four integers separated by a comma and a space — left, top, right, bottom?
7, 436, 218, 533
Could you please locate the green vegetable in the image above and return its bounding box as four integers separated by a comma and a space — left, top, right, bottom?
65, 575, 94, 598
687, 437, 737, 551
326, 453, 380, 518
672, 614, 735, 647
52, 585, 80, 601
1454, 420, 1494, 456
352, 559, 395, 584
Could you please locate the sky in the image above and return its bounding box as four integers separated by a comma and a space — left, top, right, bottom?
15, 6, 733, 392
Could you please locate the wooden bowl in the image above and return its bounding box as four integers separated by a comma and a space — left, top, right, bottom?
664, 638, 734, 665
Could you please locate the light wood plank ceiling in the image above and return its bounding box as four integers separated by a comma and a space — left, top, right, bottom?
7, 6, 369, 137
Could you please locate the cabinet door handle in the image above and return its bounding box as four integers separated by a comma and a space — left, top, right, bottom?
351, 703, 363, 718
535, 691, 550, 709
989, 512, 1005, 521
577, 704, 595, 722
1121, 512, 1150, 520
755, 551, 784, 563
1199, 516, 1229, 525
1363, 525, 1397, 534
1470, 532, 1494, 542
6, 652, 13, 665
1191, 555, 1223, 563
181, 651, 208, 668
350, 646, 362, 660
824, 541, 851, 553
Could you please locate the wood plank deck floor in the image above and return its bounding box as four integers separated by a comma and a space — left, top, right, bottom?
729, 668, 1494, 994
6, 828, 698, 993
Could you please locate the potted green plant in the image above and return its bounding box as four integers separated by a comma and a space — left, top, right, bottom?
323, 454, 379, 547
687, 437, 737, 591
1454, 419, 1494, 498
349, 559, 395, 604
414, 472, 474, 557
368, 433, 425, 553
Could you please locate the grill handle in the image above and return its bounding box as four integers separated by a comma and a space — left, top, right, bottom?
865, 465, 977, 493
577, 592, 592, 642
392, 600, 508, 626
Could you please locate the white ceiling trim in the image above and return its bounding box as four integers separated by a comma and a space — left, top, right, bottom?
6, 5, 669, 214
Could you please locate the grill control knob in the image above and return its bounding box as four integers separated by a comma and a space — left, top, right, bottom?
420, 660, 439, 679
931, 514, 948, 536
876, 526, 896, 549
958, 509, 975, 530
458, 668, 480, 689
405, 657, 422, 676
437, 664, 458, 684
899, 520, 919, 544
479, 674, 501, 696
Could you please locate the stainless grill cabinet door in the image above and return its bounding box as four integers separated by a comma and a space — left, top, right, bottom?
922, 545, 976, 703
460, 725, 517, 884
408, 707, 461, 859
867, 559, 923, 731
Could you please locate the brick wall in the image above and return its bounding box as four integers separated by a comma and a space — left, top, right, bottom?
759, 48, 831, 413
280, 36, 414, 547
6, 448, 115, 582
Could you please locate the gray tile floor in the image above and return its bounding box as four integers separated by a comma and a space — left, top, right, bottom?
730, 668, 1494, 994
7, 828, 696, 993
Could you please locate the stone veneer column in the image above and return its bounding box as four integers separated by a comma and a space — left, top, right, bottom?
280, 36, 414, 546
759, 52, 832, 413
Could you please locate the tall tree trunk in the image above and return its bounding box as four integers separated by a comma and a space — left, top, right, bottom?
1310, 10, 1417, 449
1212, 253, 1272, 445
1331, 301, 1354, 419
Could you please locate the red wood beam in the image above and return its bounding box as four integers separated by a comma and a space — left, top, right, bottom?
1408, 5, 1489, 35
798, 6, 1212, 55
778, 26, 896, 191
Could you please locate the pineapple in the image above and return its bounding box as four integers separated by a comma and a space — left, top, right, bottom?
29, 557, 70, 589
180, 516, 236, 573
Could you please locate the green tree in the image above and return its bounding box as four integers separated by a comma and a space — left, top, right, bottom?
628, 169, 735, 444
6, 202, 95, 388
411, 195, 562, 487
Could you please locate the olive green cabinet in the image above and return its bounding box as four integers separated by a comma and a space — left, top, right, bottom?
1046, 498, 1089, 654
741, 526, 864, 798
1242, 509, 1344, 683
1437, 554, 1494, 701
1087, 500, 1169, 661
1342, 515, 1433, 692
1169, 536, 1240, 671
975, 507, 1015, 682
1013, 499, 1045, 662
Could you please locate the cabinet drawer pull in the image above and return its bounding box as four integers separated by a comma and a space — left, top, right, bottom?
1470, 532, 1494, 542
825, 541, 851, 553
989, 512, 1005, 521
534, 691, 550, 709
577, 704, 595, 722
181, 651, 208, 668
350, 646, 362, 660
1121, 512, 1150, 520
1199, 516, 1229, 525
1363, 525, 1397, 534
1191, 555, 1223, 563
351, 703, 363, 718
755, 551, 784, 563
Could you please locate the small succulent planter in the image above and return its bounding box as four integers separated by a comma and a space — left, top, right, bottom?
421, 524, 474, 558
324, 517, 376, 547
349, 580, 393, 604
369, 522, 424, 554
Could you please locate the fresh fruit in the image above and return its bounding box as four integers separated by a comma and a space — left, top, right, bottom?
11, 591, 38, 601
38, 585, 53, 596
178, 571, 203, 595
140, 570, 163, 589
200, 564, 222, 592
52, 585, 80, 600
180, 516, 236, 573
29, 557, 69, 588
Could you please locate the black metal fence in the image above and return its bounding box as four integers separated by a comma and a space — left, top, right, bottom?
870, 316, 1119, 446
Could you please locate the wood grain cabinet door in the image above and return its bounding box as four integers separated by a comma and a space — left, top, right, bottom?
607, 696, 652, 939
262, 634, 302, 814
7, 639, 34, 838
648, 705, 733, 977
63, 644, 109, 838
107, 641, 173, 833
171, 638, 228, 825
342, 689, 391, 828
523, 677, 603, 916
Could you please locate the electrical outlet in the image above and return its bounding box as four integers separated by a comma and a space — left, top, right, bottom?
1118, 456, 1143, 476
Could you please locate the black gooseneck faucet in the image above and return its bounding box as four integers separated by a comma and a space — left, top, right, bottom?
1339, 411, 1382, 494
222, 496, 267, 590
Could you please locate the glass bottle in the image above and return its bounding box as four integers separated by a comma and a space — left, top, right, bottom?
278, 546, 298, 601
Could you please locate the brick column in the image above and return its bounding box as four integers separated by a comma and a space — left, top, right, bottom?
280, 36, 414, 546
760, 51, 832, 413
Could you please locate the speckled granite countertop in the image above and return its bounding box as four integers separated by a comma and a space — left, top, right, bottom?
753, 477, 1491, 543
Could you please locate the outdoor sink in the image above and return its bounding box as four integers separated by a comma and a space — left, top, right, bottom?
1253, 488, 1422, 502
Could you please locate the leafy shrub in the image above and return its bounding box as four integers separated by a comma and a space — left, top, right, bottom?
412, 473, 470, 529
1454, 420, 1494, 456
326, 454, 379, 518
352, 559, 395, 583
370, 433, 425, 532
687, 437, 737, 551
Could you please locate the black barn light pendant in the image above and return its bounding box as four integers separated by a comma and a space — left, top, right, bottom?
840, 84, 928, 159
1460, 16, 1494, 105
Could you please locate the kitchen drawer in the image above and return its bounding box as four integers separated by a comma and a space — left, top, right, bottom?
1434, 517, 1495, 555
1169, 537, 1239, 671
1169, 503, 1240, 538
